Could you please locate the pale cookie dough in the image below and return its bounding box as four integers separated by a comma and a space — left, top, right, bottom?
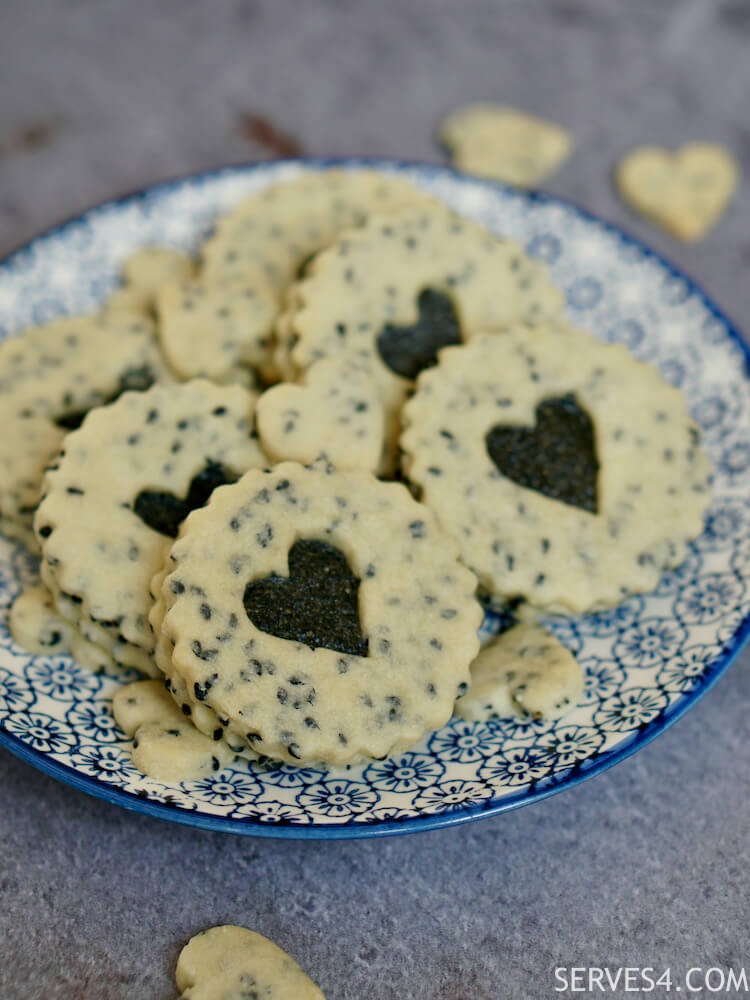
400, 325, 711, 612
282, 206, 564, 425
0, 311, 169, 551
439, 103, 573, 186
175, 925, 326, 1000
256, 358, 386, 473
105, 246, 195, 319
200, 168, 442, 288
113, 679, 234, 782
9, 583, 74, 656
455, 622, 583, 721
35, 380, 267, 676
151, 461, 483, 765
156, 277, 279, 385
615, 143, 739, 242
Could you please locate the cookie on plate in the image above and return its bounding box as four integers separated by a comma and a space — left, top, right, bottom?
104, 246, 195, 320
400, 324, 711, 611
151, 460, 483, 765
113, 679, 235, 782
0, 312, 170, 551
255, 358, 386, 473
200, 168, 442, 288
155, 276, 279, 386
455, 622, 584, 721
35, 380, 267, 675
278, 206, 565, 426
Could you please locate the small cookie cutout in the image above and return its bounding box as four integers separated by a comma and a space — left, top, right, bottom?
615, 143, 739, 242
113, 679, 234, 782
401, 325, 711, 612
455, 622, 583, 722
9, 583, 74, 656
175, 925, 326, 1000
152, 460, 483, 765
104, 247, 195, 320
256, 358, 386, 473
0, 311, 169, 551
156, 277, 279, 385
35, 380, 267, 675
439, 103, 573, 187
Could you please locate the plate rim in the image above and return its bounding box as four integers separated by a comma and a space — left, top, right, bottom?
0, 156, 748, 840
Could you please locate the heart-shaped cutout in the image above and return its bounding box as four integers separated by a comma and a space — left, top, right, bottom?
615, 143, 739, 242
133, 460, 235, 537
243, 538, 369, 657
486, 394, 598, 513
377, 288, 462, 380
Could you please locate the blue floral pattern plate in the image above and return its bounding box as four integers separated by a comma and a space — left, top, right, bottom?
0, 160, 748, 838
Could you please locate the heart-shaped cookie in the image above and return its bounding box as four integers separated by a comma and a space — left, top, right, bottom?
485, 394, 599, 513
243, 538, 369, 657
175, 925, 326, 1000
377, 287, 462, 379
615, 143, 739, 242
133, 460, 236, 537
439, 103, 573, 187
256, 358, 385, 473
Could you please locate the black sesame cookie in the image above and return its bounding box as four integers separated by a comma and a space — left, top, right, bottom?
278, 207, 565, 425
104, 246, 195, 320
255, 358, 386, 473
455, 622, 584, 721
175, 925, 326, 1000
155, 277, 279, 386
401, 324, 711, 612
34, 380, 267, 675
200, 169, 442, 288
0, 312, 170, 551
9, 583, 75, 656
112, 679, 234, 782
151, 460, 483, 766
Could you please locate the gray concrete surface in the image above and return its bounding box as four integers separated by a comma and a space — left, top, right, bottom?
0, 1, 748, 997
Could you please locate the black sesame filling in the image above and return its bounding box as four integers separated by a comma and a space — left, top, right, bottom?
485, 394, 599, 513
376, 288, 462, 380
243, 538, 369, 657
133, 460, 236, 537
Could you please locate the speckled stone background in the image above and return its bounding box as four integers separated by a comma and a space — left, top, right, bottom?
0, 2, 749, 998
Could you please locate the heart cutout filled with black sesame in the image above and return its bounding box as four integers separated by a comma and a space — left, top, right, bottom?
243, 539, 369, 657
133, 461, 235, 537
486, 394, 599, 513
377, 288, 462, 380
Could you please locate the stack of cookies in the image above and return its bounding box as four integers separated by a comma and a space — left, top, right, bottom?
2, 168, 712, 772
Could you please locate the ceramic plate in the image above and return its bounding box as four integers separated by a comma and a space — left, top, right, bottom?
1, 159, 749, 839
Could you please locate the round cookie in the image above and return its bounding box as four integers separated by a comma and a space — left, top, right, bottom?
200, 169, 442, 287
255, 358, 386, 473
151, 461, 483, 766
175, 925, 326, 1000
35, 380, 267, 675
0, 311, 170, 551
400, 325, 712, 612
279, 206, 565, 422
